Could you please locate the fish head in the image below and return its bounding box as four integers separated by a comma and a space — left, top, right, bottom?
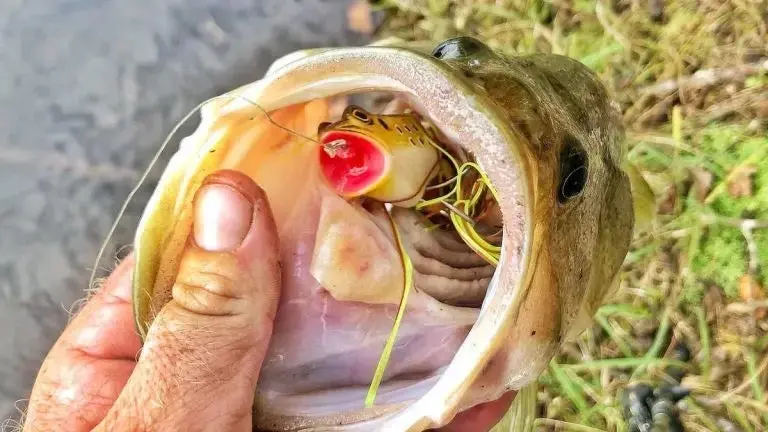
124, 36, 641, 431
427, 36, 635, 363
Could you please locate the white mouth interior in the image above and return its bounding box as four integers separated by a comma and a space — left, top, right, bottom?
222, 92, 502, 418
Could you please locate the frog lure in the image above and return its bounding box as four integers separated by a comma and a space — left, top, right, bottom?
317, 105, 441, 207
317, 105, 503, 265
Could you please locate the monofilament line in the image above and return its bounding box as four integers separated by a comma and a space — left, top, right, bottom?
89, 92, 320, 291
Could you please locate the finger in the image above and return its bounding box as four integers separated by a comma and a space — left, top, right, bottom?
95, 170, 281, 432
23, 255, 141, 432
437, 391, 517, 432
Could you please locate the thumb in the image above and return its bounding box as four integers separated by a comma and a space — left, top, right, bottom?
96, 170, 281, 432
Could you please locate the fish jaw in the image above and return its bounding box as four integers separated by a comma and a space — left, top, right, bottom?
131, 45, 536, 430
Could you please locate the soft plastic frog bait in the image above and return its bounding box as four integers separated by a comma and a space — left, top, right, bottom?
318, 105, 439, 207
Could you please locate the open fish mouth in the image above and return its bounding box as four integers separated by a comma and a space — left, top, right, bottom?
130, 45, 533, 430
234, 92, 530, 429
123, 37, 638, 431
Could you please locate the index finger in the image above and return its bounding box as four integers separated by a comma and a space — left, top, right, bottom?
23, 255, 140, 432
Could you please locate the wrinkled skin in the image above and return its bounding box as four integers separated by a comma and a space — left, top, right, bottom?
129, 37, 637, 431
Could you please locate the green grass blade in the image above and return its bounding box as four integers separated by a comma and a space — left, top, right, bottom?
595, 315, 634, 357
491, 382, 538, 432
630, 308, 671, 379
694, 306, 711, 378
562, 357, 688, 372
549, 361, 589, 412
597, 303, 652, 320
744, 350, 768, 425
725, 402, 755, 432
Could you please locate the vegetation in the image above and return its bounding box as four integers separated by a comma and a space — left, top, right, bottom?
374, 0, 768, 430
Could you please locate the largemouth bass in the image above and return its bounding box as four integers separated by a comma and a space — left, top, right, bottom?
124, 36, 653, 431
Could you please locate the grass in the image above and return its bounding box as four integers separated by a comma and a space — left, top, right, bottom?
374, 0, 768, 430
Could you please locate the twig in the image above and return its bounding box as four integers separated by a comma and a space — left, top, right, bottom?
638, 60, 768, 97
595, 2, 631, 53
627, 132, 698, 154
634, 91, 677, 126
697, 393, 768, 415
534, 418, 607, 432
704, 145, 768, 204
719, 354, 768, 402
699, 214, 768, 230
533, 23, 564, 55
699, 87, 768, 124
726, 299, 768, 313
682, 423, 714, 432
563, 357, 688, 372
741, 222, 760, 275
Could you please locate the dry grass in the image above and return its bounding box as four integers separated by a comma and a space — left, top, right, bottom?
375, 0, 768, 430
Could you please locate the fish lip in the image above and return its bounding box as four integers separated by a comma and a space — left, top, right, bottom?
132, 45, 535, 430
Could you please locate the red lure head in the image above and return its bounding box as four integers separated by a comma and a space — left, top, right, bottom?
317, 105, 439, 203
319, 130, 389, 197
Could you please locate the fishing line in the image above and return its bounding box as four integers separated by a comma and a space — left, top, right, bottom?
89, 92, 322, 291
440, 201, 475, 225
425, 175, 460, 191
413, 138, 503, 266
235, 94, 322, 145
90, 95, 226, 290
88, 87, 503, 405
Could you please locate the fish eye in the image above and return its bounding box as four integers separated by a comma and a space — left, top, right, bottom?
558, 135, 588, 204
432, 36, 487, 60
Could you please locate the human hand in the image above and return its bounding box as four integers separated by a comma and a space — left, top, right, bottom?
23, 170, 282, 431
22, 169, 513, 432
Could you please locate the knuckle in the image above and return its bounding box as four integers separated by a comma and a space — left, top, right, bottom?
180, 249, 241, 285
171, 277, 242, 316
172, 249, 249, 316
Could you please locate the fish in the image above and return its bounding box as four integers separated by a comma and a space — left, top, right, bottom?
124, 36, 655, 431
